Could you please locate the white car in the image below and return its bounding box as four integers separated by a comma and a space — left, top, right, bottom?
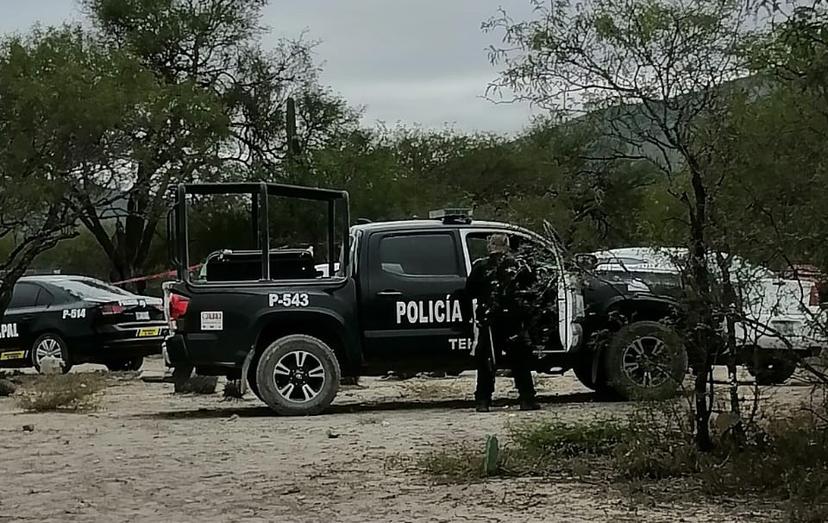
592, 247, 826, 384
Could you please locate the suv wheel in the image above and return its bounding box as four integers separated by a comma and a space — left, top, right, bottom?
256, 334, 341, 416
604, 321, 687, 400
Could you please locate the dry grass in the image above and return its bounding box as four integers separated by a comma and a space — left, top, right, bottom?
17, 373, 106, 412
416, 397, 828, 520
399, 379, 466, 400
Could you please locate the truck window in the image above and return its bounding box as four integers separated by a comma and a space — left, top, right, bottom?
466, 232, 538, 264
379, 234, 460, 277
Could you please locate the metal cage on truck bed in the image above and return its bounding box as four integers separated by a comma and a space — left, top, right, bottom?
166, 182, 350, 284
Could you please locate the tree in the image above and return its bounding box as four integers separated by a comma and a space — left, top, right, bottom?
0, 27, 147, 315
487, 0, 761, 449
68, 0, 351, 286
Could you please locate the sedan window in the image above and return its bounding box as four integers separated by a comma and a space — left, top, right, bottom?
8, 283, 40, 308
51, 278, 134, 300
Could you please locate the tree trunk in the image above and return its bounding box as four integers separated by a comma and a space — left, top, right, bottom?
718, 258, 745, 445
687, 165, 716, 451
693, 370, 714, 451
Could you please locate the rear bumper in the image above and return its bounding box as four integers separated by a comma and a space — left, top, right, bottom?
99, 335, 166, 357
97, 322, 166, 348
72, 323, 168, 362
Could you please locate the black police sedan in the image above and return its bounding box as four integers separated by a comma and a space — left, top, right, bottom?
0, 275, 167, 373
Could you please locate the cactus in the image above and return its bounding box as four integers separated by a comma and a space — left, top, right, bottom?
484, 434, 499, 476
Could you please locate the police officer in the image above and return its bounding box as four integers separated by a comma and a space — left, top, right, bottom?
465, 233, 540, 412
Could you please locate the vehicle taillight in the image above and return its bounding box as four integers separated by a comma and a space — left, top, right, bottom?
101, 303, 124, 315
169, 293, 190, 320
810, 285, 821, 307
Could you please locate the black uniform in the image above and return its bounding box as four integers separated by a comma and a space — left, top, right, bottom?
465, 252, 537, 403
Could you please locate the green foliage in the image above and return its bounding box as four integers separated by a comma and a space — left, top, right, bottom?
0, 0, 356, 286
509, 417, 630, 458
0, 25, 142, 312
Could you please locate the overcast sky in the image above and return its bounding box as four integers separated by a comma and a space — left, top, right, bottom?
0, 0, 539, 134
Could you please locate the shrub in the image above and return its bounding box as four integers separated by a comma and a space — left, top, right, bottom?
175, 375, 218, 394
17, 373, 106, 412
223, 379, 244, 399
0, 378, 16, 397
509, 417, 630, 459
415, 393, 828, 519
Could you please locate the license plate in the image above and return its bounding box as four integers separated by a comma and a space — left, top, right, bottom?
0, 350, 25, 361
136, 311, 150, 321
137, 327, 161, 337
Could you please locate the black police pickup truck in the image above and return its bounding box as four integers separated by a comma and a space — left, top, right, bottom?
163, 183, 686, 415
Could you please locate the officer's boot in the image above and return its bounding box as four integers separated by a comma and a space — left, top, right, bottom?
475, 399, 491, 412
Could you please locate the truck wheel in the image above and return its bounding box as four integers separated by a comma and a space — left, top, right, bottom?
172, 364, 195, 393
572, 354, 615, 398
747, 357, 797, 385
256, 335, 341, 416
247, 353, 263, 401
604, 321, 687, 401
572, 356, 597, 390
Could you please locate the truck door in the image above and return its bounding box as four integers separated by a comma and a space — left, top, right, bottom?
461, 230, 577, 353
361, 230, 471, 360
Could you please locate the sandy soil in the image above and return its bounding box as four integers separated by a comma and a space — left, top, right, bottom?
0, 358, 811, 523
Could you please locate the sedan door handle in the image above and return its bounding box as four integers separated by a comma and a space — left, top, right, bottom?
377, 290, 403, 297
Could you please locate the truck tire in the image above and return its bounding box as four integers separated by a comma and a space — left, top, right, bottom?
256, 334, 341, 416
572, 356, 598, 390
747, 357, 797, 385
247, 352, 263, 401
603, 321, 687, 400
572, 354, 615, 398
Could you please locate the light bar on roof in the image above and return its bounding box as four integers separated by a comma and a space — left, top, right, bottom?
428, 208, 473, 220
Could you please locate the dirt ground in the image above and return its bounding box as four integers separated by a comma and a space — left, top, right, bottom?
0, 358, 812, 523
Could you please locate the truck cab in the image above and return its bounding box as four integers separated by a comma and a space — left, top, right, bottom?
164, 182, 686, 415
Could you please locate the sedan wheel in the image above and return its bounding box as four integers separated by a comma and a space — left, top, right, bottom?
31, 334, 71, 374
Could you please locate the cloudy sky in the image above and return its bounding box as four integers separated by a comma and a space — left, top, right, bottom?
0, 0, 540, 134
